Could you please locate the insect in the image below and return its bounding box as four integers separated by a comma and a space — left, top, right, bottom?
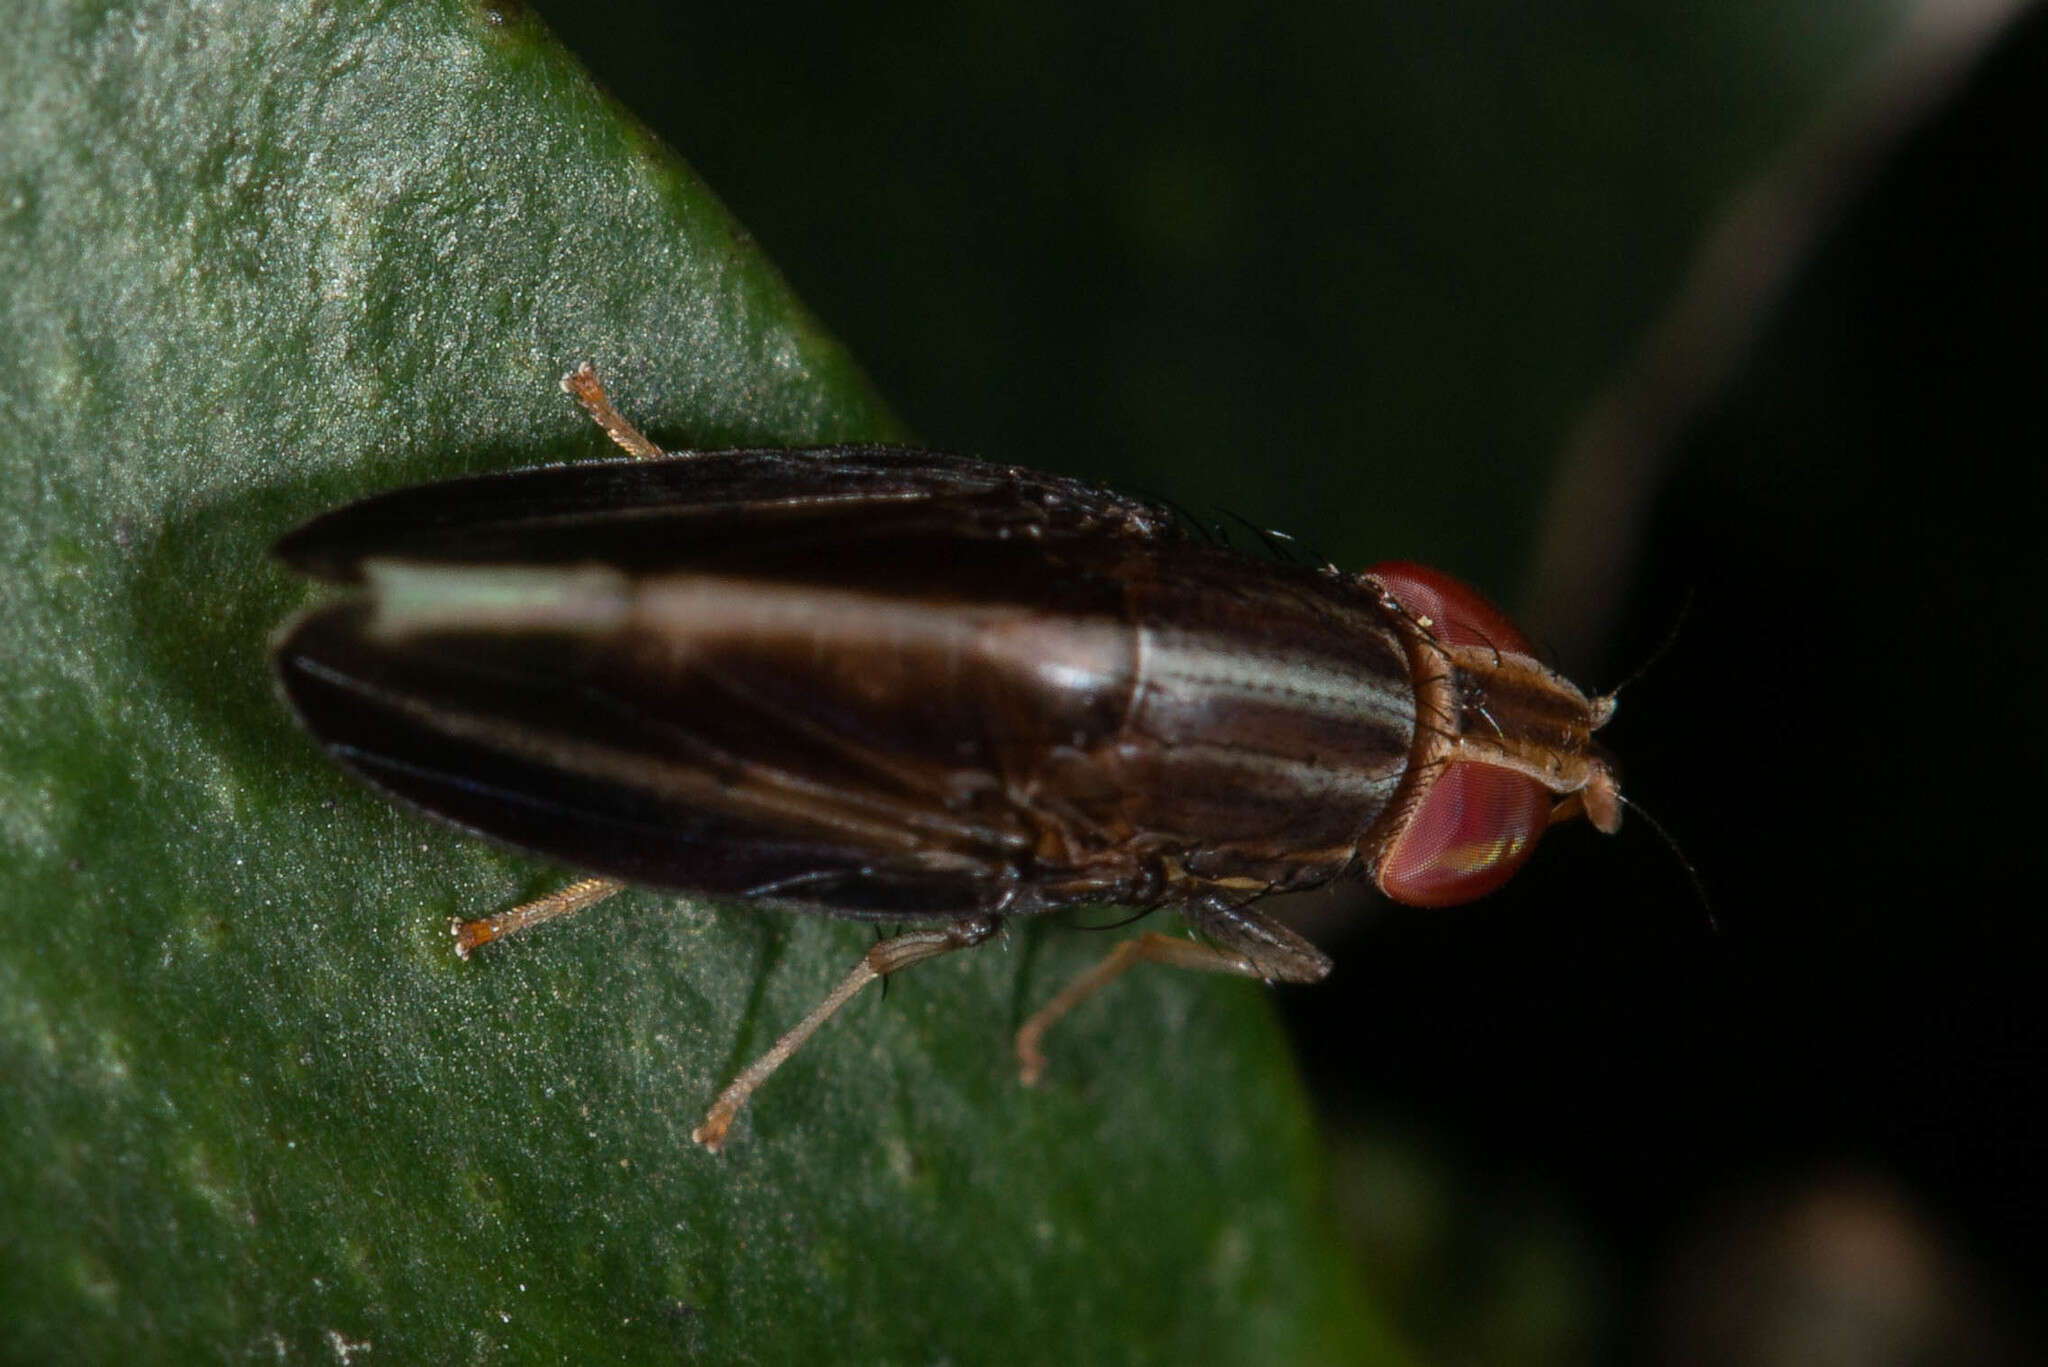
271, 365, 1623, 1151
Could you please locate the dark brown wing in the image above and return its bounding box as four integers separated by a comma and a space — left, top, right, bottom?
272, 446, 1174, 585
273, 447, 1420, 919
272, 449, 1174, 919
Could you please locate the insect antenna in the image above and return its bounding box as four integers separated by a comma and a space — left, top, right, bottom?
1601, 586, 1695, 701
1616, 792, 1716, 934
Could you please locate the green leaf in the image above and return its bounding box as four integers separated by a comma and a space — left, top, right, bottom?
0, 2, 1396, 1361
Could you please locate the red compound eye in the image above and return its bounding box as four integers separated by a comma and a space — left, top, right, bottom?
1376, 758, 1552, 906
1369, 562, 1553, 908
1368, 560, 1533, 654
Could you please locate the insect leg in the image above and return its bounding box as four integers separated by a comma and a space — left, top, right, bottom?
560, 363, 666, 459
693, 915, 1001, 1153
451, 876, 627, 958
443, 369, 657, 962
1014, 897, 1331, 1087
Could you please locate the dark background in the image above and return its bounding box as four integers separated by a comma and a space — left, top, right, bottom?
524, 3, 2046, 1361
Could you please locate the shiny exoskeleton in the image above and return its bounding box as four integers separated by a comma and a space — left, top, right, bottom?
272, 366, 1621, 1150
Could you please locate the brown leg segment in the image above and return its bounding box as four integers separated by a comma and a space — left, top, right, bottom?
561, 362, 667, 460
693, 916, 1002, 1153
1015, 932, 1266, 1087
449, 369, 662, 962
452, 876, 627, 958
1016, 898, 1332, 1087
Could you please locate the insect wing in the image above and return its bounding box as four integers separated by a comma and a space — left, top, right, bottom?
272, 446, 1170, 583
273, 451, 1170, 917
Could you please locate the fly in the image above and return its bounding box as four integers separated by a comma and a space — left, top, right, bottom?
271, 365, 1623, 1151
